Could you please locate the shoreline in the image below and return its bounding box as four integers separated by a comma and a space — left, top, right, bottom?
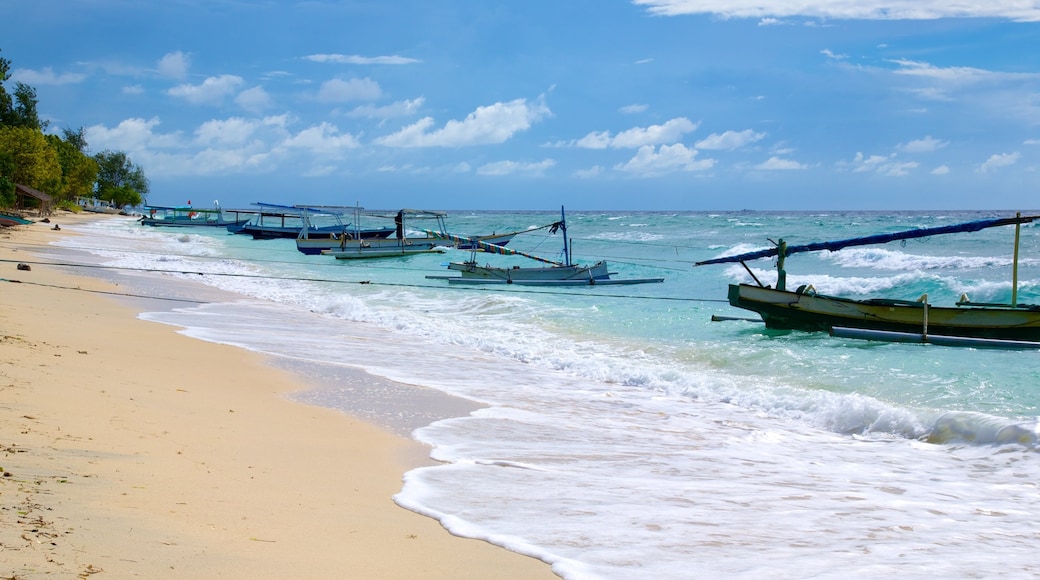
0, 212, 556, 578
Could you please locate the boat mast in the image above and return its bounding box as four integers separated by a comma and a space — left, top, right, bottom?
1013, 212, 1022, 307
776, 239, 787, 291
560, 206, 571, 266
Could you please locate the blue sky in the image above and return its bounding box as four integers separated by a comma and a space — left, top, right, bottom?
5, 0, 1040, 210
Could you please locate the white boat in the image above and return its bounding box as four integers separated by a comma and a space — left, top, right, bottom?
426, 207, 665, 286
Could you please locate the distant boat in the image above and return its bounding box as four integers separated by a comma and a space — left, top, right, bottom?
426, 206, 665, 286
696, 213, 1040, 348
140, 203, 253, 228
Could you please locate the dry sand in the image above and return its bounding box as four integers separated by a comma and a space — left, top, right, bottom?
0, 212, 556, 578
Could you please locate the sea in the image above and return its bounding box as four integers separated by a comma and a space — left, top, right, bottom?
44, 209, 1040, 579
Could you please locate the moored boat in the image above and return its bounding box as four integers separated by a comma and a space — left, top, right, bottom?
426, 206, 664, 286
140, 203, 253, 228
697, 213, 1040, 347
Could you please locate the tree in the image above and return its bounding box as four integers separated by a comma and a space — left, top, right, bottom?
0, 150, 14, 207
46, 131, 98, 203
94, 150, 148, 207
0, 125, 61, 193
0, 49, 13, 128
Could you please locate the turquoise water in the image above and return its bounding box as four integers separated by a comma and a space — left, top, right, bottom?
55, 210, 1040, 578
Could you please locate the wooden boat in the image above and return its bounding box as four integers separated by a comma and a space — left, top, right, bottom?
426, 207, 664, 286
0, 212, 33, 227
320, 209, 452, 260
140, 204, 253, 228
696, 213, 1040, 347
237, 202, 395, 240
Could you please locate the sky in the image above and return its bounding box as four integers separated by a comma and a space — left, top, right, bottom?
5, 0, 1040, 211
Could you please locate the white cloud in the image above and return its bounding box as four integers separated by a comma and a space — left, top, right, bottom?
696, 129, 766, 150
932, 165, 950, 175
157, 51, 190, 79
476, 159, 556, 176
236, 86, 272, 113
122, 85, 144, 95
619, 104, 648, 114
316, 78, 382, 103
978, 152, 1020, 173
278, 122, 361, 154
346, 97, 425, 120
900, 136, 948, 153
10, 67, 86, 85
847, 152, 918, 175
85, 117, 184, 151
195, 117, 260, 147
376, 97, 551, 147
614, 143, 716, 176
167, 75, 245, 105
820, 49, 847, 60
304, 54, 421, 65
574, 166, 604, 178
574, 118, 698, 149
754, 156, 807, 170
633, 0, 1040, 21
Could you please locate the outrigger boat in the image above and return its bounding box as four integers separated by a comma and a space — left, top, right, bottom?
320, 209, 453, 260
298, 206, 518, 256
426, 206, 665, 286
696, 213, 1040, 348
237, 202, 395, 240
140, 203, 253, 228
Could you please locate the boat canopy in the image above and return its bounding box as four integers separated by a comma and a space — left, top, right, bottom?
696, 214, 1040, 266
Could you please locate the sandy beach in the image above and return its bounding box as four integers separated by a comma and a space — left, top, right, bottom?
0, 212, 555, 578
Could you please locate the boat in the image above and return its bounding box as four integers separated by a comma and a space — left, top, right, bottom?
0, 212, 33, 227
140, 203, 253, 228
236, 202, 396, 240
695, 213, 1040, 347
320, 209, 453, 260
425, 207, 665, 286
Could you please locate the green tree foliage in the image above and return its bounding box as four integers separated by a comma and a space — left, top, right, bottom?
0, 125, 61, 193
46, 130, 98, 203
0, 50, 45, 131
0, 150, 15, 207
95, 150, 148, 207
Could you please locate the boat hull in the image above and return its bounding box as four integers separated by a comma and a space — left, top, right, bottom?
141, 217, 251, 228
447, 260, 612, 282
321, 238, 446, 259
728, 284, 1040, 342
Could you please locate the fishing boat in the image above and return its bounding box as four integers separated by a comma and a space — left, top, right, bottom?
320, 209, 453, 260
236, 202, 396, 240
140, 203, 253, 228
696, 213, 1040, 348
426, 207, 665, 286
295, 205, 508, 255
0, 212, 33, 227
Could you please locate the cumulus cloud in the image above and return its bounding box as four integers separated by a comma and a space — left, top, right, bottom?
977, 152, 1020, 173
633, 0, 1040, 21
316, 78, 382, 102
932, 165, 950, 175
236, 86, 273, 113
195, 117, 260, 147
614, 143, 716, 176
85, 117, 183, 151
157, 51, 190, 79
167, 75, 245, 105
899, 136, 948, 153
754, 156, 807, 170
695, 129, 766, 150
476, 159, 556, 176
303, 54, 420, 65
847, 152, 918, 176
572, 118, 698, 149
376, 97, 551, 147
10, 67, 86, 85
